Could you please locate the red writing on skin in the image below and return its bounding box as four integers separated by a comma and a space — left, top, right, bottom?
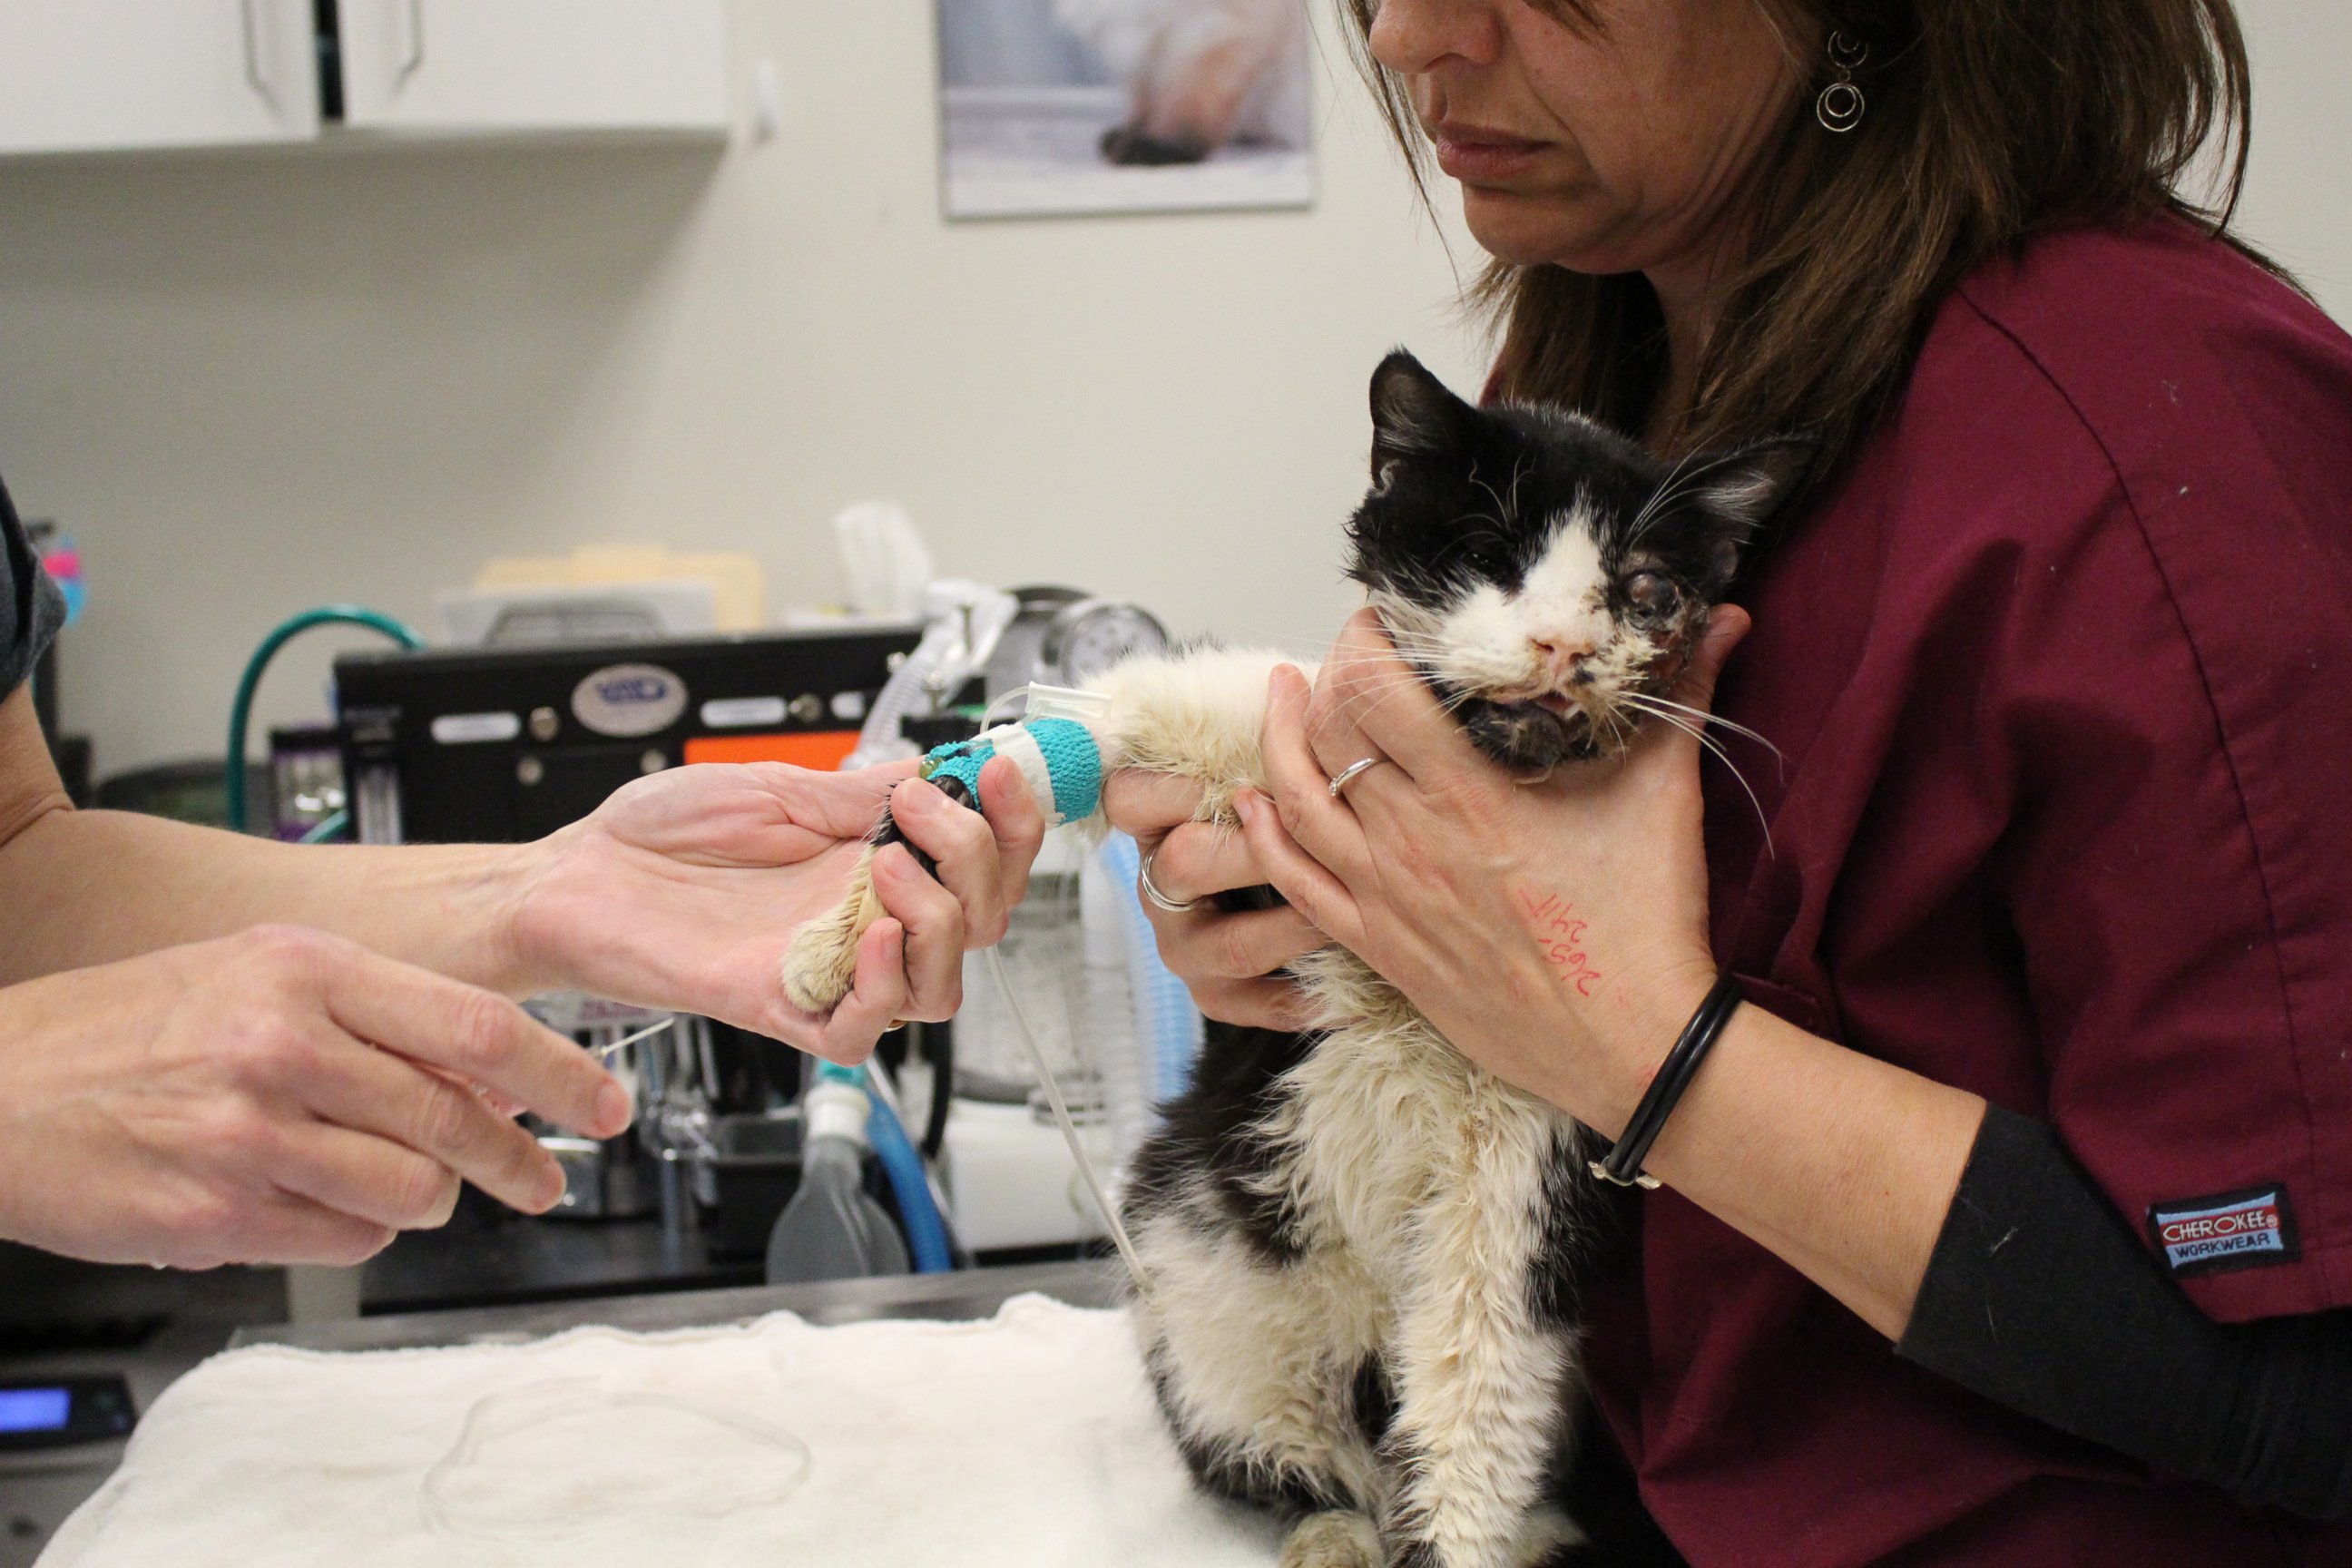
1519, 891, 1602, 996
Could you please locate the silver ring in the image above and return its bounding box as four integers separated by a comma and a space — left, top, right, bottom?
1327, 756, 1387, 799
1139, 845, 1197, 915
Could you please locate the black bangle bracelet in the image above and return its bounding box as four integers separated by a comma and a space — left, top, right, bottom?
1589, 973, 1744, 1190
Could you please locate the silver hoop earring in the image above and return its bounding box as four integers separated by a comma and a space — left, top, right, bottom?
1816, 31, 1868, 134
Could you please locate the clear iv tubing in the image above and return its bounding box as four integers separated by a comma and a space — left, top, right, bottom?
588, 1015, 678, 1061
985, 946, 1156, 1294
579, 910, 1155, 1286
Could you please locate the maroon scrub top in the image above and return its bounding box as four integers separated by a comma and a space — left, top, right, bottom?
1579, 220, 2352, 1565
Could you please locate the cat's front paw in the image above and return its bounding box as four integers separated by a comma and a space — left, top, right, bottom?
1372, 1507, 1583, 1568
1279, 1512, 1384, 1568
1506, 1508, 1586, 1568
778, 848, 883, 1013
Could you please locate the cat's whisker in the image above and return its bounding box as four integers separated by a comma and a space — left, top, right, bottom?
1323, 668, 1435, 712
1622, 691, 1786, 765
1593, 701, 1633, 758
1627, 446, 1740, 556
1625, 450, 1712, 550
1380, 636, 1461, 665
1434, 688, 1480, 717
1467, 460, 1514, 528
1622, 465, 1681, 544
1328, 673, 1455, 732
1622, 701, 1777, 856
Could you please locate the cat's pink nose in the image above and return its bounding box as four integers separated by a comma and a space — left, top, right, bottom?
1530, 635, 1594, 683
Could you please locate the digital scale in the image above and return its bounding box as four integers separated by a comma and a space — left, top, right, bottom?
0, 1375, 137, 1567
0, 1377, 134, 1452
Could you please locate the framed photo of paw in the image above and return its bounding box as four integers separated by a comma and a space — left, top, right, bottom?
935, 0, 1316, 220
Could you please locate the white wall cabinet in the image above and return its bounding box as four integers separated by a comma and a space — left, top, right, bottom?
0, 0, 725, 157
0, 1, 320, 154
336, 0, 728, 135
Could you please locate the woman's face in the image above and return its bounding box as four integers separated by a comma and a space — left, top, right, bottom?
1370, 0, 1808, 277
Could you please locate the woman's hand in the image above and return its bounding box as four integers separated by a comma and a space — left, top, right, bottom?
505, 756, 1046, 1062
1101, 773, 1326, 1032
0, 926, 629, 1269
1230, 605, 1749, 1133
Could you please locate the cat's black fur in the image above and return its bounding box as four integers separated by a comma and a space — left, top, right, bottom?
1120, 351, 1801, 1568
1348, 350, 1803, 771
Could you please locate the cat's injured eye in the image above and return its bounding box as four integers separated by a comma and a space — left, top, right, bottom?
1622, 571, 1681, 620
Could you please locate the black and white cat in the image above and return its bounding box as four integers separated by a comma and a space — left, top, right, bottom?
779, 350, 1799, 1567
1095, 354, 1798, 1568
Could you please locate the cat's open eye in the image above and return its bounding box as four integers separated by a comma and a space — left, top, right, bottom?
1622, 571, 1681, 621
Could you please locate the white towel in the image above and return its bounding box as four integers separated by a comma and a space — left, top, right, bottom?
41, 1295, 1283, 1568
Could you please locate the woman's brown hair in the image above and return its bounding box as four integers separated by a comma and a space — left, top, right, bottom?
1338, 0, 2260, 499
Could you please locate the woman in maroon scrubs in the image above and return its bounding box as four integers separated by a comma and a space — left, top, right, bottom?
1110, 1, 2352, 1562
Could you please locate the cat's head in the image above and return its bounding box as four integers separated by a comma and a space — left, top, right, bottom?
1344, 349, 1807, 776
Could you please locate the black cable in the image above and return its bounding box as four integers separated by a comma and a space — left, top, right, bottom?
919, 1016, 955, 1161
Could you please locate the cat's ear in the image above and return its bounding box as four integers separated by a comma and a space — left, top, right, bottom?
1679, 436, 1814, 587
1368, 349, 1477, 479
1683, 437, 1812, 532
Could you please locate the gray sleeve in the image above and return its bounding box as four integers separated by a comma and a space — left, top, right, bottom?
1, 473, 67, 702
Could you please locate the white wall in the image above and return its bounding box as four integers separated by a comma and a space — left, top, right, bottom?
2232, 5, 2352, 306
0, 3, 2345, 777
0, 0, 1487, 774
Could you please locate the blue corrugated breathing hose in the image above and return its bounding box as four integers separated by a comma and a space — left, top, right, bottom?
816, 1062, 953, 1274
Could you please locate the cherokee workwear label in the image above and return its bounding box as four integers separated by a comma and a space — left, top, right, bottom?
2146, 1185, 2299, 1279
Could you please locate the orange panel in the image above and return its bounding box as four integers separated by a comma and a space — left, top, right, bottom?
684, 730, 863, 770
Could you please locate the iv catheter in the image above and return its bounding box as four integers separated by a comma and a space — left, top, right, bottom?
895, 688, 1158, 1292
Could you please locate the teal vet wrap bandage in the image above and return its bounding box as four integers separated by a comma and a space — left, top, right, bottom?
919, 716, 1104, 828
917, 742, 993, 801
1024, 717, 1103, 821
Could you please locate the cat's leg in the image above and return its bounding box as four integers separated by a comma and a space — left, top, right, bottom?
1379, 1317, 1581, 1568
1377, 1102, 1586, 1568
1132, 1201, 1389, 1518
778, 845, 884, 1013
1090, 647, 1304, 824
778, 646, 1298, 1013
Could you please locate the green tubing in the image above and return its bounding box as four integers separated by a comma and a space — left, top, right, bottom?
296, 808, 351, 846
226, 606, 425, 834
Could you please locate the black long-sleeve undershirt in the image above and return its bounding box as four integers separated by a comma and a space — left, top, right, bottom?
1896, 1104, 2352, 1518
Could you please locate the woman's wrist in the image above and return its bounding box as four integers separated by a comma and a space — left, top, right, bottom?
1545, 956, 1721, 1139
480, 830, 576, 1000
329, 838, 552, 999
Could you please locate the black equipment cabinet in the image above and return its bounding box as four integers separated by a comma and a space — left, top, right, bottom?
333, 625, 920, 845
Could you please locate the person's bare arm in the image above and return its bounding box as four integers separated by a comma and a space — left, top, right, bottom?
0, 687, 529, 990
0, 677, 1044, 1268
0, 684, 1044, 1051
